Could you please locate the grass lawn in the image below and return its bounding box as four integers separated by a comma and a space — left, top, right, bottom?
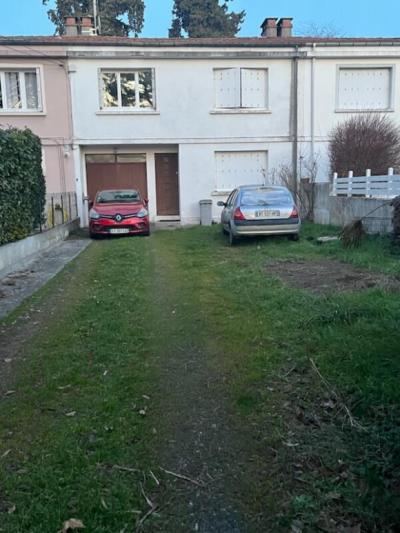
0, 223, 399, 532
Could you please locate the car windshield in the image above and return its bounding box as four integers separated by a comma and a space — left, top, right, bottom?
96, 190, 141, 204
240, 188, 292, 207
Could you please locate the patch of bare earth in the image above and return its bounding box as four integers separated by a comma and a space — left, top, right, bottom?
265, 259, 400, 294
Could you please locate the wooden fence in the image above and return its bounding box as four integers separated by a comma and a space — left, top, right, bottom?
331, 169, 400, 198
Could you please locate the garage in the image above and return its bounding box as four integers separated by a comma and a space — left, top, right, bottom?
85, 153, 148, 202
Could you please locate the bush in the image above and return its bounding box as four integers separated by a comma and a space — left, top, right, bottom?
0, 127, 45, 245
329, 114, 400, 177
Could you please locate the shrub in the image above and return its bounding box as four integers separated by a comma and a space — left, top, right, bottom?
329, 114, 400, 177
0, 127, 45, 245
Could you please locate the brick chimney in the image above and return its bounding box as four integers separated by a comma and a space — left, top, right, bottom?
277, 18, 293, 37
65, 16, 79, 36
261, 18, 278, 38
64, 15, 96, 36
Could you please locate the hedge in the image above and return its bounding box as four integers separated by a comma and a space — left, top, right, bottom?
0, 127, 46, 245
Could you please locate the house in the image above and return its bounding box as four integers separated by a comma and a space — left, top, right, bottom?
0, 40, 74, 199
1, 17, 400, 226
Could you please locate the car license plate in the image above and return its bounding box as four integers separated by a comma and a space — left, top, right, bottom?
110, 228, 129, 234
255, 210, 280, 218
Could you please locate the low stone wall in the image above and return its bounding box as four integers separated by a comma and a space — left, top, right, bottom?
0, 219, 80, 277
313, 183, 393, 234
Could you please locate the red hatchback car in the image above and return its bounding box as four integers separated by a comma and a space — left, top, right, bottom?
89, 189, 150, 238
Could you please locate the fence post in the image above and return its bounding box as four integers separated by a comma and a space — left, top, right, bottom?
332, 172, 338, 196
347, 171, 353, 197
61, 194, 65, 224
68, 192, 72, 221
365, 169, 371, 198
51, 196, 55, 228
388, 167, 394, 198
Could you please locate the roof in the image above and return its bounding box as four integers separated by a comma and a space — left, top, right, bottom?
1, 35, 400, 48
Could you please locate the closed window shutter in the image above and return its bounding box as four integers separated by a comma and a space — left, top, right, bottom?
215, 151, 267, 190
241, 69, 267, 108
214, 68, 239, 108
338, 68, 391, 110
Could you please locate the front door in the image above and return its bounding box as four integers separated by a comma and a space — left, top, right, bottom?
155, 153, 179, 216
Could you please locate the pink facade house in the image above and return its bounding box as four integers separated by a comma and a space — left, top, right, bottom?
0, 40, 74, 198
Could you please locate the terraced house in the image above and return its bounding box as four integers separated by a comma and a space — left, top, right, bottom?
1, 17, 400, 226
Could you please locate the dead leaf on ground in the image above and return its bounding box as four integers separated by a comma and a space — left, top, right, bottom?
7, 504, 16, 514
1, 449, 11, 458
61, 518, 85, 532
65, 411, 76, 417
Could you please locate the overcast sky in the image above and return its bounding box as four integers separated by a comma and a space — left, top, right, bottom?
1, 0, 399, 38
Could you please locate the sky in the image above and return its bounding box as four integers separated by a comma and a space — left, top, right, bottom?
0, 0, 399, 38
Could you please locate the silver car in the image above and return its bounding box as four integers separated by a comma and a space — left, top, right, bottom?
217, 185, 301, 245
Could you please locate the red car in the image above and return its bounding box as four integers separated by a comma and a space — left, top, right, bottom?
89, 189, 150, 238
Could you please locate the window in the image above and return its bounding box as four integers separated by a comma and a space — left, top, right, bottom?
101, 69, 154, 110
0, 69, 42, 112
214, 68, 268, 109
215, 151, 267, 191
337, 67, 393, 111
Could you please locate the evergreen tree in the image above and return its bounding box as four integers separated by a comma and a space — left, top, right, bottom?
169, 0, 245, 38
42, 0, 145, 37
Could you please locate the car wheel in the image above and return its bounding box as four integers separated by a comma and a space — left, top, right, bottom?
89, 232, 98, 239
289, 233, 300, 241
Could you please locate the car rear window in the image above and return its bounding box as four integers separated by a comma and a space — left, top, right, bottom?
240, 188, 292, 206
96, 190, 141, 203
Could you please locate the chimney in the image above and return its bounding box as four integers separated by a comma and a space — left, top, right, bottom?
80, 16, 96, 35
65, 16, 78, 36
261, 18, 278, 38
277, 18, 293, 38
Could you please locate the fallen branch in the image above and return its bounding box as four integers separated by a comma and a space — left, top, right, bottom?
160, 467, 204, 487
149, 469, 160, 486
139, 483, 154, 509
113, 465, 141, 474
309, 358, 366, 431
135, 504, 158, 532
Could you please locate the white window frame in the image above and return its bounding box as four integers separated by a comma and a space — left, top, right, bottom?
335, 64, 395, 113
0, 66, 43, 114
213, 67, 269, 112
98, 68, 156, 112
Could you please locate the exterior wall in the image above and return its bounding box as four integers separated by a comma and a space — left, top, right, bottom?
298, 47, 400, 181
0, 49, 74, 194
68, 50, 295, 224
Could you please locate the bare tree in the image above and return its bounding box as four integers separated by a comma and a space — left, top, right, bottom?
329, 114, 400, 177
296, 21, 344, 38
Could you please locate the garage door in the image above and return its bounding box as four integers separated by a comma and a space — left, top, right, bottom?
86, 154, 148, 202
215, 151, 267, 191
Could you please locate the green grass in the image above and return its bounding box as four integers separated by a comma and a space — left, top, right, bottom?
1, 223, 399, 531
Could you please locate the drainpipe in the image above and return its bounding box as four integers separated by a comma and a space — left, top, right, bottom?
291, 46, 299, 198
310, 43, 316, 170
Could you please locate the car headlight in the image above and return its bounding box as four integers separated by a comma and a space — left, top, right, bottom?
89, 209, 101, 220
136, 208, 148, 218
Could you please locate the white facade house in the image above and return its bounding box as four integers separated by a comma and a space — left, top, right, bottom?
4, 23, 400, 226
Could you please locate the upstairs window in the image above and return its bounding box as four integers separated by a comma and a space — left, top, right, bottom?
101, 69, 154, 110
0, 69, 42, 112
214, 68, 268, 110
337, 67, 393, 111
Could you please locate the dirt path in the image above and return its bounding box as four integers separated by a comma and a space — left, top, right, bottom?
146, 242, 260, 533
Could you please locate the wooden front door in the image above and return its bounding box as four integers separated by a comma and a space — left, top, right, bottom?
86, 161, 147, 202
155, 153, 180, 216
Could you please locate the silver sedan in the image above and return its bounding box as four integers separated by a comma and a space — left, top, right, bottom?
217, 185, 301, 245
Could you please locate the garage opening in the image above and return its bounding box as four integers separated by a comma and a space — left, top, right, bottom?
85, 153, 148, 202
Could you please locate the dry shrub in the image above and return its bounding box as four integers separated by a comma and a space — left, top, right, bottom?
329, 114, 400, 177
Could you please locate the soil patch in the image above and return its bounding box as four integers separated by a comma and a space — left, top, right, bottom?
266, 259, 400, 295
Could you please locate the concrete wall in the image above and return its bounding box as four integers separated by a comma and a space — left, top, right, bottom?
313, 183, 393, 233
0, 219, 80, 277
0, 49, 74, 193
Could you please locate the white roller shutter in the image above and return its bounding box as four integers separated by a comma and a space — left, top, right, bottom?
214, 68, 239, 108
338, 68, 391, 110
241, 69, 268, 108
215, 151, 267, 191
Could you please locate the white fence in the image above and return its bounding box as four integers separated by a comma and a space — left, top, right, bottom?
331, 168, 400, 198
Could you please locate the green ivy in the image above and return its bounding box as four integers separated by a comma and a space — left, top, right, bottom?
0, 127, 46, 245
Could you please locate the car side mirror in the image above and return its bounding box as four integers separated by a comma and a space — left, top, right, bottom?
88, 200, 94, 209
144, 198, 149, 206
217, 201, 226, 207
